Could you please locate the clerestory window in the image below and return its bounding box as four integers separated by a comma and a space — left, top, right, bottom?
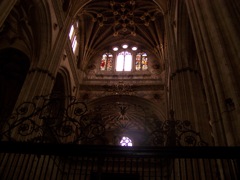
100, 44, 148, 72
136, 52, 148, 71
116, 51, 132, 71
100, 53, 113, 71
69, 23, 78, 53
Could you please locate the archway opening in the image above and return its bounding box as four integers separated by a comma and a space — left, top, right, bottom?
0, 48, 29, 123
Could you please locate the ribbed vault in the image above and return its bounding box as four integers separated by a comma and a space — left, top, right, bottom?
75, 0, 166, 70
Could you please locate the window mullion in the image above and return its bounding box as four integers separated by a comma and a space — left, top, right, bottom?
132, 52, 136, 72
106, 54, 109, 70
123, 51, 126, 71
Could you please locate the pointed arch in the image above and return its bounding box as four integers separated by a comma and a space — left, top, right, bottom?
54, 67, 72, 96
82, 95, 166, 146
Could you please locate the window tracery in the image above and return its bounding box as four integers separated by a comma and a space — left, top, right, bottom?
100, 44, 148, 72
120, 136, 133, 146
101, 53, 113, 71
116, 51, 132, 71
136, 52, 148, 71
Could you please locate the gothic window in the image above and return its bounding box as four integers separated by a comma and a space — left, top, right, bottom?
116, 51, 132, 71
120, 136, 133, 146
136, 52, 148, 70
69, 25, 74, 39
72, 36, 77, 53
100, 44, 148, 72
101, 53, 113, 71
69, 23, 78, 53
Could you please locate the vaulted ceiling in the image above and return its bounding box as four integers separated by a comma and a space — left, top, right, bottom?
75, 0, 166, 70
72, 0, 167, 109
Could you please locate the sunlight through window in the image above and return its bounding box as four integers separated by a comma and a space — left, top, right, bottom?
100, 44, 148, 72
69, 25, 74, 39
116, 51, 132, 71
116, 54, 124, 71
120, 136, 133, 146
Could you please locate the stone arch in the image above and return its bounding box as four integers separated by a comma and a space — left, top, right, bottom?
27, 0, 52, 62
87, 95, 166, 120
0, 0, 52, 64
51, 68, 72, 114
52, 73, 67, 95
55, 67, 72, 96
81, 95, 166, 146
48, 67, 72, 123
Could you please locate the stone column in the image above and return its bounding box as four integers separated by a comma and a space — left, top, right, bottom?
0, 0, 17, 28
4, 0, 73, 141
167, 0, 213, 145
20, 24, 71, 99
185, 0, 240, 146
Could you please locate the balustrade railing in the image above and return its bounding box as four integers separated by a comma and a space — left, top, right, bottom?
0, 142, 239, 180
0, 94, 239, 179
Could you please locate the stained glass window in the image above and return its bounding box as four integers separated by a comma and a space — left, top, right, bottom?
100, 53, 113, 71
135, 52, 148, 70
100, 45, 148, 72
120, 136, 133, 146
116, 51, 132, 71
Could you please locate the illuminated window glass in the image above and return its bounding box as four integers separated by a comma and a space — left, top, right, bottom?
100, 53, 113, 71
69, 24, 78, 53
116, 51, 132, 71
136, 52, 148, 70
69, 25, 74, 39
72, 36, 77, 53
100, 45, 148, 72
120, 136, 133, 146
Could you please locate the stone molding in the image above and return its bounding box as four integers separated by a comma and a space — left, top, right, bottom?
28, 67, 55, 80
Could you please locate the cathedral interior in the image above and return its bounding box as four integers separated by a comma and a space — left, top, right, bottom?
0, 0, 239, 179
